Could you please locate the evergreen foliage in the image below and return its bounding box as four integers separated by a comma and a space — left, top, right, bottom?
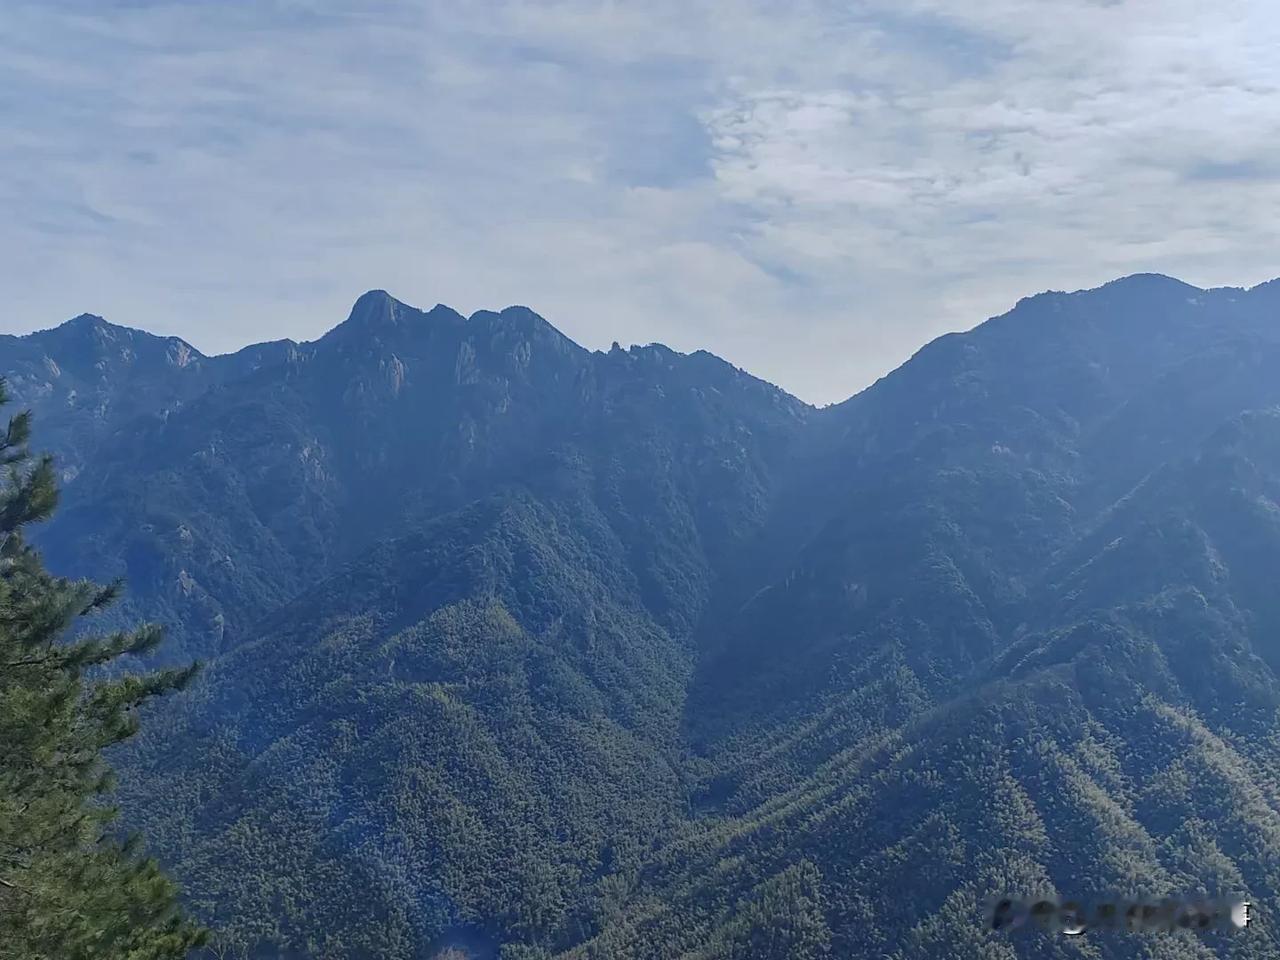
0, 380, 205, 960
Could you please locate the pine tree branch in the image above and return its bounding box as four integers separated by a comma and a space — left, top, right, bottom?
3, 655, 56, 668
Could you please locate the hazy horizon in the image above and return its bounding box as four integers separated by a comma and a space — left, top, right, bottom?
10, 269, 1277, 406
6, 1, 1280, 404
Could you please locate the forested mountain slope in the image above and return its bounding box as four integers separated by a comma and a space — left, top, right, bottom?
584, 409, 1280, 960
7, 291, 806, 662
7, 274, 1280, 959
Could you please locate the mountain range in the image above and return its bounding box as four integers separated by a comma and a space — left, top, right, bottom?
7, 273, 1280, 959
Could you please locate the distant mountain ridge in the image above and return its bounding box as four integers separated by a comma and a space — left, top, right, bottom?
7, 274, 1280, 959
0, 312, 297, 481
5, 291, 809, 662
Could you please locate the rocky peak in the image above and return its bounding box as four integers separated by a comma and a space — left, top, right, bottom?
321, 291, 465, 347
468, 306, 581, 353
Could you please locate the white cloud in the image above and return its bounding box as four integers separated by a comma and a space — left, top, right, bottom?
3, 0, 1280, 403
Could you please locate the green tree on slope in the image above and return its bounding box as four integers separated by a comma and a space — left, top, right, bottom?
726, 862, 832, 960
0, 381, 205, 960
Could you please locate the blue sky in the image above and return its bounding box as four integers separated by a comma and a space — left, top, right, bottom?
4, 0, 1280, 404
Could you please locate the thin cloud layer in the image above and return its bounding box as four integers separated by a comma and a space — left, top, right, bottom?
3, 0, 1278, 404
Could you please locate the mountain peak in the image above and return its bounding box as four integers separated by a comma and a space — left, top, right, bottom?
347, 289, 400, 325
321, 291, 465, 345
1094, 272, 1202, 294
468, 305, 584, 357
425, 303, 466, 325
30, 313, 206, 366
52, 313, 129, 339
468, 304, 549, 327
65, 312, 109, 327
